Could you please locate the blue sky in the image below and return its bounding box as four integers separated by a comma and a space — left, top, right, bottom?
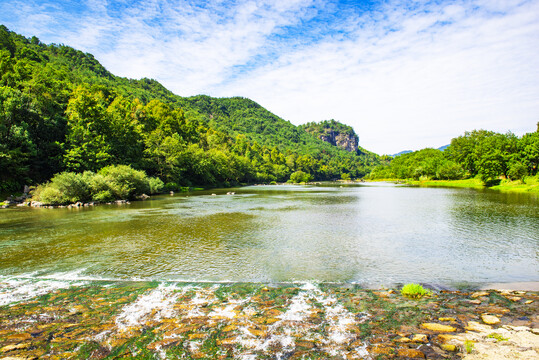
1, 0, 538, 154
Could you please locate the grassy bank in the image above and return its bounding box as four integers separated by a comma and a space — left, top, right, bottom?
402, 176, 539, 194
0, 280, 537, 359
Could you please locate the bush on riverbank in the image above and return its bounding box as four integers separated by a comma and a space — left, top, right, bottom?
33, 165, 163, 205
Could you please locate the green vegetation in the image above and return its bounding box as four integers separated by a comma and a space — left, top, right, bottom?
464, 340, 475, 353
288, 170, 313, 183
409, 176, 539, 193
32, 165, 163, 205
400, 283, 432, 299
487, 333, 509, 342
369, 128, 539, 191
0, 26, 380, 194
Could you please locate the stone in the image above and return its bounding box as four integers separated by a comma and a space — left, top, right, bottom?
217, 337, 236, 345
440, 344, 457, 352
247, 328, 266, 337
509, 296, 522, 302
370, 345, 393, 355
1, 343, 30, 352
395, 337, 410, 343
470, 291, 489, 298
437, 334, 456, 343
411, 334, 428, 343
468, 299, 482, 305
188, 333, 206, 340
465, 321, 492, 332
420, 323, 456, 332
481, 314, 501, 325
525, 300, 533, 304
222, 325, 236, 332
438, 317, 456, 322
6, 333, 32, 342
397, 348, 425, 358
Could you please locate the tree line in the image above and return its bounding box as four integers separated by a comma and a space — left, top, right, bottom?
369, 127, 539, 184
0, 26, 379, 193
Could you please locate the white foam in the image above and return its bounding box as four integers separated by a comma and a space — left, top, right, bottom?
0, 276, 87, 306
115, 284, 183, 331
279, 291, 312, 321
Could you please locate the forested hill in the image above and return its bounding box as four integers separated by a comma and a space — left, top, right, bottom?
0, 26, 379, 192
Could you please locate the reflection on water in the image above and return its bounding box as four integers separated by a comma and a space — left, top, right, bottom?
0, 183, 537, 286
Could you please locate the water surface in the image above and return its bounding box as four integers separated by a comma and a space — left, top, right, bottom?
1, 183, 537, 287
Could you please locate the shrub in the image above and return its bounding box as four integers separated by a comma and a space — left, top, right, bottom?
33, 172, 91, 204
400, 283, 432, 299
148, 177, 164, 194
98, 165, 150, 199
289, 170, 313, 183
32, 165, 162, 204
507, 162, 527, 181
34, 185, 68, 205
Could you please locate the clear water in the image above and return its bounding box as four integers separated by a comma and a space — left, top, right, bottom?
0, 183, 537, 287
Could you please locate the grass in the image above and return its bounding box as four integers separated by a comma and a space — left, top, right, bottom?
490, 177, 539, 193
405, 176, 539, 194
464, 340, 475, 353
400, 283, 432, 299
487, 333, 509, 342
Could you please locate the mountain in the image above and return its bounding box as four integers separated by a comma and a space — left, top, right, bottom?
438, 144, 450, 151
390, 150, 413, 157
0, 26, 380, 191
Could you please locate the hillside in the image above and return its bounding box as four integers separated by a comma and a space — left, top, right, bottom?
0, 26, 380, 191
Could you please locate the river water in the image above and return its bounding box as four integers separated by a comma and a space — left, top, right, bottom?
0, 183, 537, 287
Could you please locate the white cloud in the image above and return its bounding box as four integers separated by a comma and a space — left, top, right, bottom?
0, 0, 538, 154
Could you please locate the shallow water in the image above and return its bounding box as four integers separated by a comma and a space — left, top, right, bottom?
0, 183, 537, 286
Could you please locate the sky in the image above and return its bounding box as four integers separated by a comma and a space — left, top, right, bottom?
1, 0, 538, 154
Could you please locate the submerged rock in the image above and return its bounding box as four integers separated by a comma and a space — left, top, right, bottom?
421, 323, 456, 332
481, 314, 501, 325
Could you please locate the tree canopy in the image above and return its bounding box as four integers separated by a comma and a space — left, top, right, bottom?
0, 26, 379, 192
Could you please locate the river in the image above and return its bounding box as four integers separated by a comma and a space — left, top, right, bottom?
0, 183, 537, 288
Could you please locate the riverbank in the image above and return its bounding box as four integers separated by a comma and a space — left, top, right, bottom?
0, 280, 537, 359
369, 177, 539, 194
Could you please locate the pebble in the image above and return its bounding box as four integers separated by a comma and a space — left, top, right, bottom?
411, 334, 428, 343
420, 323, 456, 332
1, 343, 30, 352
465, 321, 492, 332
438, 317, 456, 322
471, 291, 490, 298
397, 348, 425, 358
481, 314, 501, 325
396, 336, 410, 343
440, 343, 458, 352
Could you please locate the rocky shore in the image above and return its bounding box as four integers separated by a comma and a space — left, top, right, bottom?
0, 280, 537, 359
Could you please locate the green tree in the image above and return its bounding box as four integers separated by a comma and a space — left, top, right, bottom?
63, 86, 112, 171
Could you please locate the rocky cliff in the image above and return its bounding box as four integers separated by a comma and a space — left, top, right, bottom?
300, 119, 359, 152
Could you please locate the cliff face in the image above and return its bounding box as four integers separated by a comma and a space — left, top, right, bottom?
319, 130, 359, 152
300, 120, 359, 153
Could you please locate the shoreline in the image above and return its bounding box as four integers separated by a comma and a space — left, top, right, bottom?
0, 280, 537, 359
